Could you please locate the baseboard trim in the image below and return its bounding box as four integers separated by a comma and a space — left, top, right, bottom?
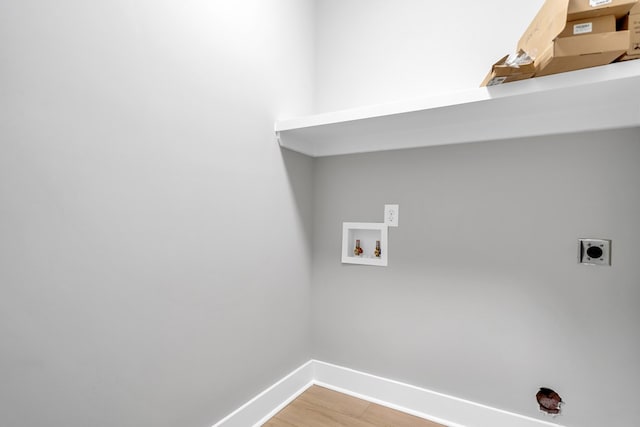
212, 360, 314, 427
313, 360, 566, 427
213, 359, 567, 427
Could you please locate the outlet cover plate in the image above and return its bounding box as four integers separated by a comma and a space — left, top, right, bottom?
578, 238, 611, 266
384, 204, 399, 227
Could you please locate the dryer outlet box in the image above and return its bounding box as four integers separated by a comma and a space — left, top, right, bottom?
578, 238, 611, 266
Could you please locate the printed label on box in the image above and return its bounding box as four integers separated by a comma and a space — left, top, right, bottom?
590, 0, 612, 7
574, 22, 593, 34
487, 77, 507, 86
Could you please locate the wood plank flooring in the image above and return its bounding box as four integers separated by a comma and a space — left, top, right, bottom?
263, 385, 446, 427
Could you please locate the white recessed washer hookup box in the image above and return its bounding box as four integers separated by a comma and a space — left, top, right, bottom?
342, 222, 388, 267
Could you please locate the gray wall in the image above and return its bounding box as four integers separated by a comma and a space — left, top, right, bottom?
0, 1, 314, 426
311, 128, 640, 427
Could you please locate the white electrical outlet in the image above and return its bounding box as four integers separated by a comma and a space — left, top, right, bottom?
384, 204, 399, 227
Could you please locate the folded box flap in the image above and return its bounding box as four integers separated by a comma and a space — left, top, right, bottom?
491, 55, 510, 69
518, 0, 571, 58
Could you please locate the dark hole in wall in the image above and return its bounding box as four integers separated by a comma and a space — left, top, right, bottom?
536, 387, 563, 415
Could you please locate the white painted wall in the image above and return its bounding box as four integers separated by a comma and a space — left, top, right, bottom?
311, 129, 640, 427
314, 0, 545, 112
0, 1, 314, 426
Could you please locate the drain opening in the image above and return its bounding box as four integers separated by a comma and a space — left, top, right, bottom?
536, 387, 563, 415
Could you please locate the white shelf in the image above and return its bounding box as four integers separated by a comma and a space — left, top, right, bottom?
275, 61, 640, 157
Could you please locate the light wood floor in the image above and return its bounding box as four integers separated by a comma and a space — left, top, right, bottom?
263, 385, 446, 427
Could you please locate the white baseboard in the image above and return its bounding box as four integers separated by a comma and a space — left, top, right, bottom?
213, 359, 567, 427
212, 360, 314, 427
313, 360, 567, 427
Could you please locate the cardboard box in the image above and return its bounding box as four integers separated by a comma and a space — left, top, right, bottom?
568, 0, 638, 21
614, 1, 640, 60
558, 15, 616, 37
533, 31, 630, 75
518, 0, 635, 77
480, 53, 536, 86
619, 11, 640, 58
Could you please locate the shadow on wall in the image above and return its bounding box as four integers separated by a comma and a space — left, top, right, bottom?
280, 147, 315, 257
